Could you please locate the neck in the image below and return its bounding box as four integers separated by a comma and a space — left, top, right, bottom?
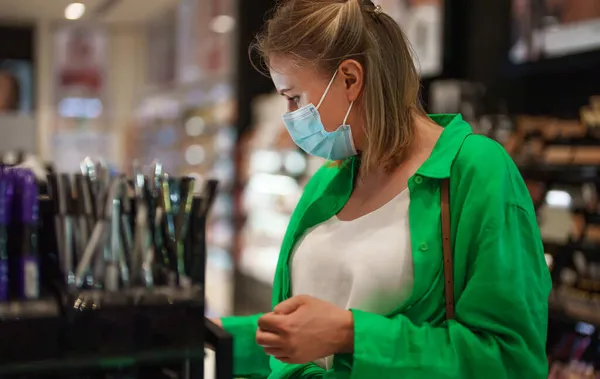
411, 114, 444, 157
358, 113, 443, 179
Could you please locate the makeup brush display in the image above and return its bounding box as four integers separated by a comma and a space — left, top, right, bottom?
46, 158, 216, 298
0, 158, 232, 379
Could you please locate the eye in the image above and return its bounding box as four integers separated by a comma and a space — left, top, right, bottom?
286, 96, 301, 109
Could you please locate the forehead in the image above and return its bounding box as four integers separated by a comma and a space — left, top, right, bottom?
269, 54, 320, 91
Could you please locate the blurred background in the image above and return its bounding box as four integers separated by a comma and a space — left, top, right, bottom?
1, 0, 600, 376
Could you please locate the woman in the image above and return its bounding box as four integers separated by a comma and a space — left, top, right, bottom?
217, 1, 551, 378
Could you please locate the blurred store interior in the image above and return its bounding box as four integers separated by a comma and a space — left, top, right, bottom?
1, 0, 600, 377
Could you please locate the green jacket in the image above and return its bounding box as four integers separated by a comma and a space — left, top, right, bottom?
222, 114, 551, 379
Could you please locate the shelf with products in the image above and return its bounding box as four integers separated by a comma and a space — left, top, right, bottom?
547, 302, 600, 379
488, 96, 600, 378
0, 163, 233, 379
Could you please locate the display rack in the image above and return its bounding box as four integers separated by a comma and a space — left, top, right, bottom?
0, 177, 232, 379
499, 98, 600, 376
517, 153, 600, 327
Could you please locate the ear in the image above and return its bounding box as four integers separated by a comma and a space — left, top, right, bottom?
338, 59, 364, 103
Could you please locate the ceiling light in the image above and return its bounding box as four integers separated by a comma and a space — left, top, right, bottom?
545, 190, 572, 208
210, 15, 235, 34
65, 3, 86, 20
185, 145, 206, 165
185, 116, 206, 137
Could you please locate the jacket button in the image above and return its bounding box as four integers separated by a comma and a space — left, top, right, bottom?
414, 175, 423, 184
419, 242, 428, 251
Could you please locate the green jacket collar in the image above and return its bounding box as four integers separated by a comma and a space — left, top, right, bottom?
337, 113, 470, 183
416, 114, 471, 179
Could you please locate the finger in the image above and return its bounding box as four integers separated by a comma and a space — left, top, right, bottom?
263, 347, 287, 358
258, 313, 288, 332
256, 329, 283, 347
273, 295, 305, 315
277, 356, 302, 364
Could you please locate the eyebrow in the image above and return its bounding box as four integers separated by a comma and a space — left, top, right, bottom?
278, 87, 294, 96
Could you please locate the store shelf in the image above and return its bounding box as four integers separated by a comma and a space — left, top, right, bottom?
0, 349, 205, 376
549, 303, 600, 330
0, 167, 233, 378
544, 240, 600, 255
519, 164, 600, 184
572, 207, 600, 225
0, 288, 206, 375
0, 296, 233, 378
543, 134, 600, 147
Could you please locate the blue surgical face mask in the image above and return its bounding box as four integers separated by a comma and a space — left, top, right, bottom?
282, 70, 357, 160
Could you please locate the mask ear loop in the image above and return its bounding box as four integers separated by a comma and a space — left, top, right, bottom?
342, 101, 357, 154
316, 70, 339, 110
343, 101, 354, 125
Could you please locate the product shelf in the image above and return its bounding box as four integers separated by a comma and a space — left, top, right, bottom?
0, 173, 232, 379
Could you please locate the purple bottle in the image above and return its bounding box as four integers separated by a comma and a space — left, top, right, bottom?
17, 169, 39, 300
0, 168, 13, 302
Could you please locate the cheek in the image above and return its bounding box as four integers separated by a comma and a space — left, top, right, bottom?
317, 98, 350, 133
319, 107, 343, 133
320, 101, 364, 150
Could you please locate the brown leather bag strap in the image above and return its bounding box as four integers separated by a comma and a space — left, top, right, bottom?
440, 179, 455, 320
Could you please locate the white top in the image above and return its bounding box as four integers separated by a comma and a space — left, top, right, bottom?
291, 189, 414, 369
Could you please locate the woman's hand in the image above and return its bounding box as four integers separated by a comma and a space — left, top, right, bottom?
256, 295, 354, 364
209, 317, 223, 328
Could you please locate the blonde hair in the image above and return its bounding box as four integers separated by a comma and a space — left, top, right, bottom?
253, 0, 423, 174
